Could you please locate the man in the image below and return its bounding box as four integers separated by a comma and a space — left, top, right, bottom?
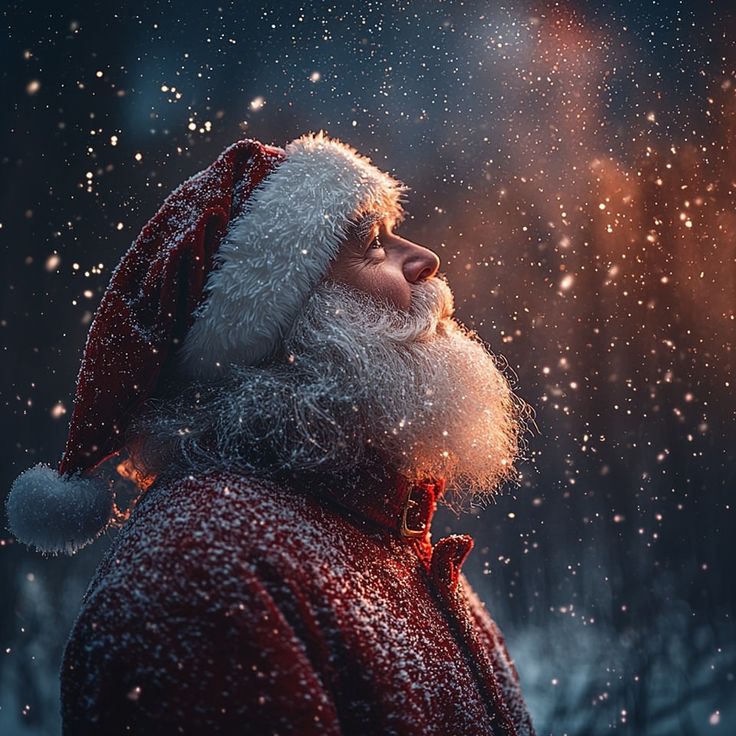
7, 132, 535, 734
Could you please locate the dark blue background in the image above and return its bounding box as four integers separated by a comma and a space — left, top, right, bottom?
2, 1, 735, 733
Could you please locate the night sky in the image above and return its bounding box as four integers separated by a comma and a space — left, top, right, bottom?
2, 1, 735, 733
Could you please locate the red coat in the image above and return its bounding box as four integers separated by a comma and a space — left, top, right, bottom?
61, 469, 535, 735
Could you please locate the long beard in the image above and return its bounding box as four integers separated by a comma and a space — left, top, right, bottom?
128, 277, 529, 507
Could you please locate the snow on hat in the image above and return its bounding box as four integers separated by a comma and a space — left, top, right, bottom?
6, 131, 408, 554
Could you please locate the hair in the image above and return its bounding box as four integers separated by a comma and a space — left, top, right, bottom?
125, 276, 532, 511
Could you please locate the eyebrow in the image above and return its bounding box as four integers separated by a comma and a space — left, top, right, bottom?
349, 212, 385, 243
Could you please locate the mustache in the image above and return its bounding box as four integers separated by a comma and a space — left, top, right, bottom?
408, 275, 455, 325
311, 275, 457, 345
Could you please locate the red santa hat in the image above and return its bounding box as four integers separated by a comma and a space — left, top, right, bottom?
6, 131, 408, 554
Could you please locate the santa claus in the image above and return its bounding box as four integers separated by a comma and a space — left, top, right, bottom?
6, 132, 535, 735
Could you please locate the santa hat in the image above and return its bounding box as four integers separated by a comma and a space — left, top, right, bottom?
6, 131, 408, 554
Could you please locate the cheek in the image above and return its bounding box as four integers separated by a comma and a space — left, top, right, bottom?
327, 252, 411, 311
354, 265, 411, 310
328, 258, 411, 310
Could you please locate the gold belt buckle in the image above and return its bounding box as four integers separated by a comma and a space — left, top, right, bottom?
400, 484, 427, 538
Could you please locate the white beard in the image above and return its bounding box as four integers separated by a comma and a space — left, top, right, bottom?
128, 276, 529, 507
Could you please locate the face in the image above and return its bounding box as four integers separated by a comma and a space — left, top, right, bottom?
326, 214, 441, 309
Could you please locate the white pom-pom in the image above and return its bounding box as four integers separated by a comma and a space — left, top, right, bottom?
5, 463, 114, 555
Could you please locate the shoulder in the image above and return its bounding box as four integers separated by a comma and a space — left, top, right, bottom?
62, 471, 347, 733
66, 472, 334, 665
87, 470, 364, 600
128, 470, 315, 550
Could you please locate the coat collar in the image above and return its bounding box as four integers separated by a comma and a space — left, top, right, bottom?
287, 460, 447, 541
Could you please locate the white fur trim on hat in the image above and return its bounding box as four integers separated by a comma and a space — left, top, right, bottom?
5, 463, 114, 555
178, 131, 409, 376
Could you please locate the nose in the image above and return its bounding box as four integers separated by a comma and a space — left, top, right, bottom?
400, 240, 441, 283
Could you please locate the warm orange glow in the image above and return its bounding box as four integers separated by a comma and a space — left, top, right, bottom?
116, 457, 157, 491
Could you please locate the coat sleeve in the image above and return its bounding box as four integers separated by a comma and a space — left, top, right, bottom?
60, 561, 341, 736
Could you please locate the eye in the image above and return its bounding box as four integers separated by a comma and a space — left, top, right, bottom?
368, 234, 384, 250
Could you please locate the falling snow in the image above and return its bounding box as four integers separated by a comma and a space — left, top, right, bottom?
2, 1, 735, 734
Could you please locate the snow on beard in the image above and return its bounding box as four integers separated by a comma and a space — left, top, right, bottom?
127, 276, 528, 506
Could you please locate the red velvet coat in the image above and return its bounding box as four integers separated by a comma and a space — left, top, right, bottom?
61, 470, 535, 735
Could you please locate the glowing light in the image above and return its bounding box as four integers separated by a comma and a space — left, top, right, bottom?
45, 254, 61, 271
50, 402, 67, 418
